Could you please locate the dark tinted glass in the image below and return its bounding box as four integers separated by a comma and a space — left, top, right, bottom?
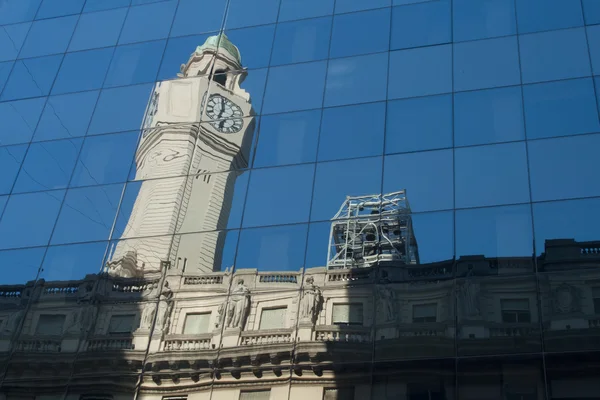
453, 0, 516, 42
271, 17, 331, 66
391, 0, 451, 50
330, 8, 390, 58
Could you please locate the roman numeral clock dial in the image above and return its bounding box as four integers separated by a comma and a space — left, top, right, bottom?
203, 94, 244, 133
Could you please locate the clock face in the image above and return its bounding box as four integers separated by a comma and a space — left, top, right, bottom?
204, 94, 244, 133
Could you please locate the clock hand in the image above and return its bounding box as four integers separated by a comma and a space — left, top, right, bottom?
217, 97, 225, 119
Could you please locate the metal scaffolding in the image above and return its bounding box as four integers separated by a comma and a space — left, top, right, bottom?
327, 190, 419, 269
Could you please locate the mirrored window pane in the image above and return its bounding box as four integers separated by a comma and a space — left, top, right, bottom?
229, 68, 268, 115
453, 0, 516, 42
388, 45, 451, 99
83, 0, 129, 12
391, 0, 451, 50
330, 8, 390, 58
157, 34, 213, 81
533, 197, 600, 258
372, 360, 455, 397
583, 0, 600, 25
254, 110, 320, 168
523, 78, 600, 140
279, 0, 334, 22
0, 145, 27, 195
383, 150, 453, 213
457, 205, 533, 263
0, 23, 30, 62
171, 0, 225, 37
51, 184, 123, 245
0, 0, 41, 25
0, 97, 45, 145
455, 142, 530, 208
271, 17, 331, 66
37, 0, 84, 19
545, 353, 600, 396
319, 102, 385, 161
335, 0, 390, 13
224, 25, 275, 70
104, 40, 166, 88
410, 210, 454, 265
243, 164, 314, 228
106, 235, 174, 275
68, 8, 127, 52
225, 0, 280, 30
519, 28, 591, 84
88, 84, 153, 135
529, 134, 600, 202
41, 242, 108, 281
236, 224, 307, 272
454, 36, 520, 92
19, 16, 78, 59
305, 221, 329, 270
13, 138, 83, 193
386, 94, 452, 154
119, 0, 177, 45
52, 47, 113, 95
70, 131, 139, 187
516, 0, 583, 34
177, 171, 249, 234
454, 86, 525, 147
0, 190, 65, 250
0, 61, 13, 92
263, 61, 326, 114
0, 247, 45, 285
311, 157, 383, 222
33, 90, 99, 142
586, 25, 600, 75
325, 52, 388, 107
1, 55, 62, 101
173, 230, 239, 274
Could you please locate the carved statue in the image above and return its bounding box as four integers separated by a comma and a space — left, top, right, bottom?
67, 309, 83, 334
299, 277, 322, 325
3, 309, 24, 335
225, 279, 250, 329
140, 302, 157, 330
154, 282, 174, 334
215, 301, 226, 329
377, 286, 396, 322
459, 268, 480, 318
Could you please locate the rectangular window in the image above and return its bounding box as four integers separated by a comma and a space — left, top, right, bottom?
259, 307, 287, 330
239, 390, 270, 400
593, 288, 600, 314
323, 387, 355, 400
412, 303, 437, 323
35, 314, 66, 336
183, 313, 211, 334
501, 299, 531, 323
107, 314, 135, 334
332, 304, 363, 326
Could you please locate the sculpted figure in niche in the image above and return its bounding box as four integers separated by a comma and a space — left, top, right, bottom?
140, 302, 157, 330
460, 267, 480, 318
377, 285, 397, 323
154, 282, 174, 334
225, 279, 250, 329
2, 309, 24, 335
215, 301, 226, 329
299, 276, 322, 325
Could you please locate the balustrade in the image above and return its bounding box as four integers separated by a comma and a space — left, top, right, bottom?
240, 330, 292, 346
315, 326, 371, 343
16, 338, 62, 352
86, 337, 134, 351
162, 336, 212, 351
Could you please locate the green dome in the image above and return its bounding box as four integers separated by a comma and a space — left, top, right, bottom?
195, 33, 242, 65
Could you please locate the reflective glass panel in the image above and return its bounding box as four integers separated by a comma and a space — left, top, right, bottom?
236, 224, 308, 272
88, 84, 153, 135
174, 230, 238, 274
454, 85, 525, 147
279, 0, 334, 22
271, 17, 331, 66
1, 55, 62, 101
545, 353, 600, 392
225, 0, 280, 30
84, 0, 129, 12
52, 47, 113, 95
391, 0, 451, 50
528, 134, 600, 202
118, 0, 177, 45
170, 0, 226, 37
37, 0, 84, 19
50, 184, 123, 245
254, 110, 320, 168
41, 241, 108, 281
319, 102, 385, 161
33, 90, 99, 142
0, 144, 27, 195
263, 61, 326, 114
19, 16, 78, 59
523, 78, 600, 140
0, 247, 45, 284
311, 157, 383, 222
0, 190, 65, 250
13, 138, 82, 193
383, 150, 453, 213
455, 142, 530, 208
454, 36, 520, 92
0, 23, 30, 62
335, 0, 390, 13
330, 8, 390, 58
0, 0, 41, 25
411, 210, 454, 264
157, 33, 212, 80
453, 0, 517, 42
224, 25, 275, 70
70, 131, 139, 187
0, 61, 12, 91
0, 97, 45, 145
325, 52, 388, 107
583, 0, 600, 25
386, 94, 452, 154
516, 0, 583, 34
68, 8, 128, 52
104, 40, 166, 88
587, 25, 600, 75
242, 164, 314, 228
388, 45, 452, 99
519, 28, 591, 84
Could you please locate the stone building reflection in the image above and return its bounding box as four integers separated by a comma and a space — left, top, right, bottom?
0, 35, 600, 400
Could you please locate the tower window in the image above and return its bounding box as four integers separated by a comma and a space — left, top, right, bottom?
212, 69, 227, 86
35, 314, 66, 336
412, 303, 437, 323
332, 303, 363, 326
501, 299, 531, 323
